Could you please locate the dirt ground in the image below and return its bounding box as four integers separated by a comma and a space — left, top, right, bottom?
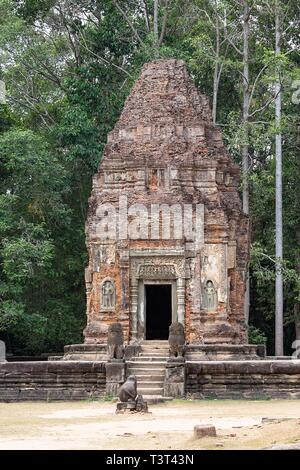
0, 399, 300, 450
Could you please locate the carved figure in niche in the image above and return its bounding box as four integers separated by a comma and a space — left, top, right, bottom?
203, 280, 218, 311
102, 280, 115, 309
169, 322, 185, 358
118, 375, 137, 402
107, 322, 124, 359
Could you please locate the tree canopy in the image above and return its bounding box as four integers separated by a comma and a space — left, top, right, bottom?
0, 0, 299, 354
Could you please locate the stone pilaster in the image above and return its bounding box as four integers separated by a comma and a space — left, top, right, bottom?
164, 358, 186, 398
105, 360, 126, 397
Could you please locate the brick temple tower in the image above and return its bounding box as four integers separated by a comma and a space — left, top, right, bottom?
83, 59, 249, 347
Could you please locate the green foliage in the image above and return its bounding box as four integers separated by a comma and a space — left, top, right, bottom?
0, 301, 24, 331
248, 326, 267, 345
2, 230, 54, 285
0, 0, 299, 355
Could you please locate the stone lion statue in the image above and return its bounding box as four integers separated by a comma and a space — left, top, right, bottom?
107, 322, 124, 360
118, 375, 137, 402
168, 322, 185, 358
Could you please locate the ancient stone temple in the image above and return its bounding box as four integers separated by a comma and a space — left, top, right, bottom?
3, 59, 300, 404
83, 59, 249, 347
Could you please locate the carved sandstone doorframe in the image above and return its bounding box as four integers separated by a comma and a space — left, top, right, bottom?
138, 279, 177, 340
132, 268, 185, 342
130, 256, 186, 342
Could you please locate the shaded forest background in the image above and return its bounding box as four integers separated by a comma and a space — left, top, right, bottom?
0, 0, 299, 355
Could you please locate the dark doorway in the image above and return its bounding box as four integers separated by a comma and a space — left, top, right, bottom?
145, 284, 172, 340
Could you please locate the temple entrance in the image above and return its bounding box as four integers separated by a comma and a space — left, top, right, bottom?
145, 284, 172, 340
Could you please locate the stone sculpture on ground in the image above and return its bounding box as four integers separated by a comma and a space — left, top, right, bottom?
118, 375, 137, 402
116, 375, 148, 413
168, 322, 185, 358
107, 322, 124, 360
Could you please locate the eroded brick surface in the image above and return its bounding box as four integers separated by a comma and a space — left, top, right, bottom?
84, 59, 249, 345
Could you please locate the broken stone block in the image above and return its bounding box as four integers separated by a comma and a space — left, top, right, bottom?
194, 425, 217, 439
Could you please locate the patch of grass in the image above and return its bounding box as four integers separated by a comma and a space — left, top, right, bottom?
103, 394, 117, 402
245, 395, 271, 401
84, 396, 103, 402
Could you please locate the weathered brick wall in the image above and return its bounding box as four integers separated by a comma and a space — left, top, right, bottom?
84, 59, 249, 345
186, 361, 300, 399
0, 361, 106, 401
1, 359, 300, 401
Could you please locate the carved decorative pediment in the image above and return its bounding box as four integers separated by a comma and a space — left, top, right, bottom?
138, 264, 177, 279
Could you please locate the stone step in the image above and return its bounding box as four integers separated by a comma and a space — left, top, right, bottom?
142, 341, 168, 345
127, 367, 165, 373
127, 367, 165, 375
140, 356, 169, 360
130, 356, 168, 362
143, 396, 173, 404
136, 381, 164, 388
128, 371, 165, 377
137, 387, 164, 395
141, 347, 168, 351
139, 352, 169, 357
141, 350, 169, 354
132, 376, 165, 383
127, 361, 166, 369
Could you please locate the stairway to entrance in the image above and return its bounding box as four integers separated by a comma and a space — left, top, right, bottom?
126, 340, 173, 403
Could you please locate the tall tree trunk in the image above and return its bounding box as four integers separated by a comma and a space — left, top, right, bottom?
212, 13, 220, 125
275, 0, 283, 356
294, 126, 300, 347
294, 229, 300, 342
141, 0, 150, 32
294, 130, 300, 343
242, 1, 250, 324
154, 0, 159, 46
275, 0, 284, 356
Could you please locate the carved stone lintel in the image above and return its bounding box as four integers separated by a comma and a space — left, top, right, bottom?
138, 264, 177, 279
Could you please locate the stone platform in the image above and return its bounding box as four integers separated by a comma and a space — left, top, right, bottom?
62, 342, 265, 362
185, 344, 266, 361
186, 360, 300, 399
0, 361, 106, 401
0, 358, 300, 401
63, 344, 107, 361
